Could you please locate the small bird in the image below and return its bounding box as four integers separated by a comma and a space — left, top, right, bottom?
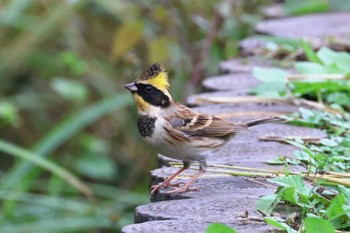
124, 63, 282, 194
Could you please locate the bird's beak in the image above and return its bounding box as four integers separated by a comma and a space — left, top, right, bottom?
124, 82, 138, 92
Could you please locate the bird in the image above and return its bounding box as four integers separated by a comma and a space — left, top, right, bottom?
124, 63, 282, 194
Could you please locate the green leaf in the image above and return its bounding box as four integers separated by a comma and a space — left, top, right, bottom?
266, 157, 286, 165
326, 194, 345, 220
338, 185, 350, 204
304, 217, 335, 233
268, 175, 311, 198
278, 186, 298, 205
287, 139, 315, 157
205, 223, 237, 233
294, 62, 327, 74
264, 217, 298, 233
299, 108, 316, 119
266, 156, 299, 165
253, 67, 287, 83
258, 35, 300, 49
293, 150, 311, 162
317, 47, 350, 73
320, 138, 338, 147
317, 47, 350, 66
327, 92, 350, 107
251, 66, 289, 98
291, 80, 348, 97
249, 82, 286, 97
284, 0, 328, 15
300, 41, 323, 64
256, 194, 280, 215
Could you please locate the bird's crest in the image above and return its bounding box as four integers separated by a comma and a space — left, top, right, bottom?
137, 63, 170, 92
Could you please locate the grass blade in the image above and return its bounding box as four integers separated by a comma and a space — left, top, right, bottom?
1, 93, 132, 189
0, 190, 91, 212
0, 217, 118, 233
300, 40, 323, 64
0, 140, 93, 198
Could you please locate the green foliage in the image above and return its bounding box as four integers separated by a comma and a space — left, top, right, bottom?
300, 41, 322, 64
266, 156, 299, 165
269, 175, 312, 201
259, 107, 350, 231
258, 175, 350, 231
283, 0, 350, 16
258, 35, 301, 55
256, 194, 280, 215
0, 101, 19, 127
284, 0, 328, 15
2, 93, 132, 190
304, 217, 335, 233
0, 140, 92, 197
251, 67, 287, 97
286, 108, 350, 172
205, 223, 237, 233
252, 47, 350, 110
264, 217, 298, 233
253, 42, 350, 232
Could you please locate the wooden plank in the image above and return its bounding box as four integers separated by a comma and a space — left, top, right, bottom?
219, 57, 293, 74
202, 73, 260, 91
122, 220, 274, 233
255, 12, 350, 39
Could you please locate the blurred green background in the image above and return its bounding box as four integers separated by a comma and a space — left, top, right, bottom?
0, 0, 339, 232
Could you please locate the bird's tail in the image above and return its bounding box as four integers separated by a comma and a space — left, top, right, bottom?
246, 116, 285, 127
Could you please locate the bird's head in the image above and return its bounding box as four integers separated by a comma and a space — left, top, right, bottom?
124, 63, 173, 113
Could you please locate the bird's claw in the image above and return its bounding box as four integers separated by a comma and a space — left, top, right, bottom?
150, 181, 186, 194
166, 185, 199, 194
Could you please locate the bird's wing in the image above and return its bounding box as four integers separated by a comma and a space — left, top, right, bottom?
167, 105, 247, 137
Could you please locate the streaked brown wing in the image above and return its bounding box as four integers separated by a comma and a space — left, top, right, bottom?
168, 105, 247, 137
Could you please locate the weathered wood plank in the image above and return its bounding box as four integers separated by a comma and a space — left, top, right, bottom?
240, 13, 350, 56
202, 73, 260, 92
122, 220, 274, 233
219, 57, 293, 74
255, 12, 350, 39
135, 178, 275, 223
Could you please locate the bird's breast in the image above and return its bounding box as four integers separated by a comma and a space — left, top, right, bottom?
137, 115, 157, 137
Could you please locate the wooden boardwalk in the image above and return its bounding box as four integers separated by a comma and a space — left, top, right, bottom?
122, 12, 350, 233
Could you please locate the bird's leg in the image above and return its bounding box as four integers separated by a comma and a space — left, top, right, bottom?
150, 161, 190, 194
167, 160, 207, 194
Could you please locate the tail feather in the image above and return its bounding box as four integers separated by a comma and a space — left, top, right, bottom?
246, 116, 285, 128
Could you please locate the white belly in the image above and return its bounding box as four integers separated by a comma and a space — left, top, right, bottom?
143, 117, 221, 162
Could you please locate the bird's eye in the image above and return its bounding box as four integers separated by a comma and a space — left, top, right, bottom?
145, 86, 153, 93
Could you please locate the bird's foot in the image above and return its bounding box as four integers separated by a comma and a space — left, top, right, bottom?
166, 185, 199, 194
150, 181, 185, 194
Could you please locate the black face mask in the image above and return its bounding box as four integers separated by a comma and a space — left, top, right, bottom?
135, 83, 170, 108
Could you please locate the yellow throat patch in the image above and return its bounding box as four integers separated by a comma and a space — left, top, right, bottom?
133, 94, 149, 112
